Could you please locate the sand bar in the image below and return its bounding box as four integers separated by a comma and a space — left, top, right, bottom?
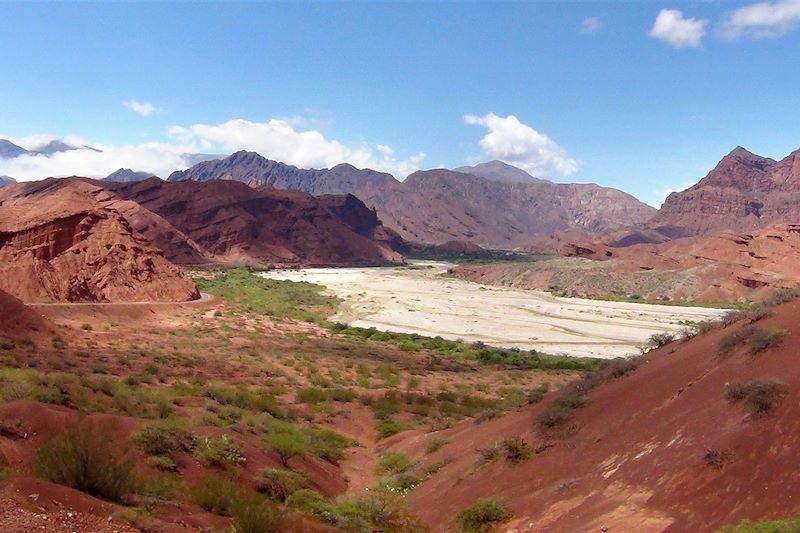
263, 262, 727, 359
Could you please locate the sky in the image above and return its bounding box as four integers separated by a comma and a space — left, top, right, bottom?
1, 1, 800, 206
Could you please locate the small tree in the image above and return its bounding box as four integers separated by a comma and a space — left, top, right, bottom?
265, 431, 307, 467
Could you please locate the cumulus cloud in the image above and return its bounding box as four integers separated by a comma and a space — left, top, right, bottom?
463, 113, 579, 179
123, 100, 160, 117
649, 9, 707, 47
169, 118, 424, 178
0, 117, 426, 182
581, 17, 603, 34
721, 0, 800, 39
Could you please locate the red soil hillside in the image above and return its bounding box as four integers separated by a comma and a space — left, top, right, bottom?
0, 289, 54, 340
400, 299, 800, 532
109, 178, 404, 267
0, 179, 199, 303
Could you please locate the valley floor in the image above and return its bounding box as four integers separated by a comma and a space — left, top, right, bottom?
264, 262, 726, 359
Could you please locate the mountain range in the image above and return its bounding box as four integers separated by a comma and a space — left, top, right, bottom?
169, 152, 656, 247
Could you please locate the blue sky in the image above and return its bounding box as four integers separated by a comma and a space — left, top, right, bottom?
1, 1, 800, 206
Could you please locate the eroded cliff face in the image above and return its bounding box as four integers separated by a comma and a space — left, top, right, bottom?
0, 180, 199, 303
651, 147, 800, 237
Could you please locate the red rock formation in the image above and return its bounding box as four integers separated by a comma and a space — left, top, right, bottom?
650, 146, 800, 237
0, 179, 199, 303
0, 289, 54, 340
110, 178, 404, 267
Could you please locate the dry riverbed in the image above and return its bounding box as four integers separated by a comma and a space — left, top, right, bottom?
263, 262, 727, 358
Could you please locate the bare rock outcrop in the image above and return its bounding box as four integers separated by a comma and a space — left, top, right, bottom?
0, 179, 199, 303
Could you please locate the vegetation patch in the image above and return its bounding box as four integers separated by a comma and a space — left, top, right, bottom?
717, 517, 800, 532
724, 379, 787, 417
194, 268, 338, 323
35, 423, 136, 503
255, 468, 307, 502
456, 498, 513, 533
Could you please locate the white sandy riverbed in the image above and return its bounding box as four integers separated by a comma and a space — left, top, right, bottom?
263, 262, 727, 359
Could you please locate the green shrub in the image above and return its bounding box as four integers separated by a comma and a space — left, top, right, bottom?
232, 494, 282, 533
307, 428, 350, 463
329, 388, 357, 402
35, 423, 135, 503
718, 326, 756, 355
377, 419, 405, 440
190, 473, 236, 515
327, 490, 428, 532
264, 430, 307, 467
255, 468, 307, 502
377, 452, 415, 475
296, 387, 328, 405
724, 379, 787, 417
285, 488, 326, 515
194, 435, 245, 468
456, 498, 513, 532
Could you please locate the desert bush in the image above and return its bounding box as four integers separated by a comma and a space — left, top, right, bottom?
535, 402, 572, 430
296, 387, 328, 405
133, 424, 196, 457
377, 419, 405, 440
190, 473, 237, 515
255, 468, 307, 502
232, 494, 283, 533
476, 443, 502, 465
501, 436, 532, 465
194, 435, 245, 468
605, 356, 642, 379
307, 428, 351, 463
763, 287, 800, 307
746, 328, 788, 357
718, 326, 756, 356
646, 332, 675, 350
527, 383, 550, 404
35, 423, 135, 503
456, 498, 513, 532
724, 379, 787, 417
264, 429, 307, 467
703, 448, 735, 470
329, 388, 357, 402
426, 437, 449, 454
377, 452, 415, 475
327, 490, 429, 532
285, 488, 326, 515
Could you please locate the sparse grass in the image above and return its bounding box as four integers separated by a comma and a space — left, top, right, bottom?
132, 424, 196, 457
456, 498, 513, 532
426, 437, 449, 454
35, 423, 136, 503
329, 323, 604, 371
717, 517, 800, 532
724, 379, 787, 417
190, 473, 237, 515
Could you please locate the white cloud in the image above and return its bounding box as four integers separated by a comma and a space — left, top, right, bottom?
721, 0, 800, 39
169, 118, 424, 178
0, 117, 426, 182
0, 142, 196, 182
463, 113, 579, 179
581, 17, 603, 34
123, 100, 160, 117
649, 9, 707, 48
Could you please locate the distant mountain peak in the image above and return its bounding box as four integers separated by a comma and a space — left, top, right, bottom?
103, 168, 153, 183
454, 160, 548, 184
0, 139, 29, 159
